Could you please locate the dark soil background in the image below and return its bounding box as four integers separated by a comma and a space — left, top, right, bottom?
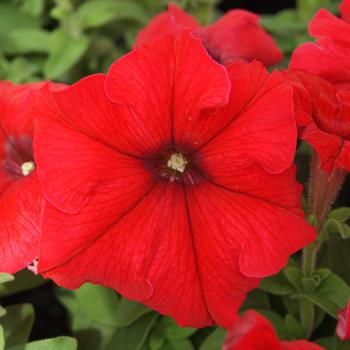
5, 0, 349, 343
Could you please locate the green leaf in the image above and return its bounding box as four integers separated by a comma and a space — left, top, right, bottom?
149, 331, 165, 350
1, 304, 34, 347
4, 58, 39, 83
19, 0, 45, 17
156, 317, 196, 342
161, 339, 195, 350
284, 314, 304, 340
0, 273, 14, 284
2, 29, 50, 54
240, 289, 270, 311
8, 336, 77, 350
261, 10, 307, 33
316, 336, 350, 350
44, 30, 89, 80
105, 312, 158, 350
324, 218, 350, 239
75, 283, 120, 327
301, 270, 350, 318
0, 270, 46, 297
297, 0, 330, 19
283, 295, 300, 320
328, 207, 350, 222
260, 271, 295, 295
327, 233, 350, 285
114, 296, 152, 327
57, 289, 113, 350
314, 307, 325, 331
0, 325, 4, 350
199, 328, 226, 350
283, 267, 304, 292
0, 3, 40, 33
76, 0, 146, 29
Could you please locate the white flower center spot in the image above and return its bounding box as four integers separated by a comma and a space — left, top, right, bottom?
167, 153, 188, 173
21, 161, 35, 176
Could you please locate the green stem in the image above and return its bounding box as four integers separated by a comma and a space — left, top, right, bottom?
301, 242, 319, 337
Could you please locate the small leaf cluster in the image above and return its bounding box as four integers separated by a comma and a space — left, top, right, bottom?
0, 272, 76, 350
0, 0, 221, 84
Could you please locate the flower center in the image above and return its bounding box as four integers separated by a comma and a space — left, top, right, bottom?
143, 144, 206, 186
167, 153, 188, 173
21, 161, 35, 176
3, 135, 34, 180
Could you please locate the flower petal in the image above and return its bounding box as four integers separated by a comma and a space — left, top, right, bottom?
189, 62, 296, 174
223, 310, 324, 350
201, 10, 283, 66
340, 0, 350, 23
39, 184, 218, 327
282, 341, 325, 350
283, 70, 313, 127
309, 9, 350, 47
222, 310, 281, 350
302, 123, 343, 173
336, 299, 350, 341
33, 75, 152, 213
200, 159, 304, 212
0, 174, 42, 273
186, 170, 315, 279
335, 140, 350, 172
106, 32, 231, 152
134, 3, 199, 47
290, 38, 350, 84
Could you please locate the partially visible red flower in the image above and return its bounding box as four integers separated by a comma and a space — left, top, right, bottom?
284, 70, 350, 174
337, 299, 350, 341
32, 33, 314, 328
223, 310, 325, 350
290, 0, 350, 84
341, 0, 350, 22
0, 81, 63, 273
135, 3, 282, 66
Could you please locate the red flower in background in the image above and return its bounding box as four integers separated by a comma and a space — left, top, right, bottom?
284, 70, 350, 174
0, 82, 49, 273
32, 33, 314, 328
135, 3, 282, 66
223, 310, 324, 350
337, 299, 350, 341
290, 0, 350, 85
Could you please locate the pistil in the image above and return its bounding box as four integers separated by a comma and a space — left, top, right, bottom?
21, 161, 35, 176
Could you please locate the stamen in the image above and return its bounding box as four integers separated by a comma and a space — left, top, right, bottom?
167, 153, 188, 173
21, 161, 35, 176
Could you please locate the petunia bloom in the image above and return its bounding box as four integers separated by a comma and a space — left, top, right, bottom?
223, 310, 325, 350
135, 3, 283, 66
0, 82, 50, 273
290, 0, 350, 85
284, 70, 350, 174
337, 299, 350, 341
32, 33, 314, 328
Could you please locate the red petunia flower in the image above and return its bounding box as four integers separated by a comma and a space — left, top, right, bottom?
135, 3, 282, 66
290, 0, 350, 85
32, 33, 314, 328
284, 70, 350, 174
337, 299, 350, 341
223, 310, 324, 350
0, 82, 50, 273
